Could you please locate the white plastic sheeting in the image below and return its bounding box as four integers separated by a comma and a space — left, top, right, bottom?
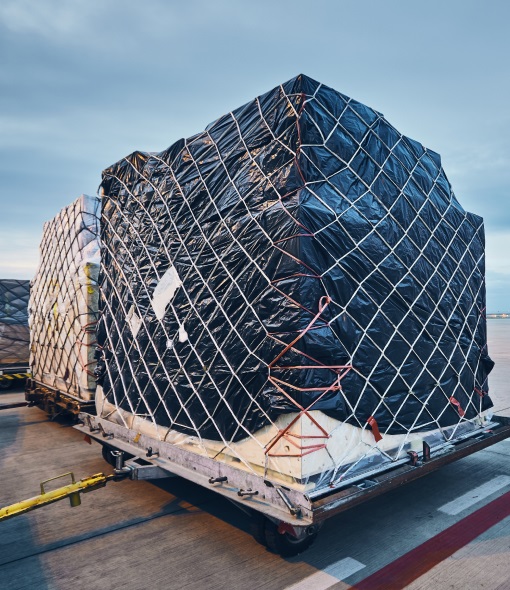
30, 195, 100, 400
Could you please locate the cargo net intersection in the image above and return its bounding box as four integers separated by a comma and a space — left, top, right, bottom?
97, 74, 492, 489
30, 195, 101, 399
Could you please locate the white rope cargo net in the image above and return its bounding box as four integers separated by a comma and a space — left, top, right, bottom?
96, 76, 492, 490
30, 195, 100, 401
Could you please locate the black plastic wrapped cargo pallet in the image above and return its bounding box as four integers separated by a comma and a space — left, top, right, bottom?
97, 74, 493, 443
0, 279, 30, 369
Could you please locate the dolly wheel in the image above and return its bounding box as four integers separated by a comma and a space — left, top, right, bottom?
250, 512, 267, 546
264, 519, 317, 557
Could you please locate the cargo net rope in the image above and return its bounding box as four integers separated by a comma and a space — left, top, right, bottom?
0, 279, 30, 369
96, 75, 493, 490
30, 195, 100, 401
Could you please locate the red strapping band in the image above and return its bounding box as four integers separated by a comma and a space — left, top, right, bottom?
367, 416, 383, 442
449, 396, 465, 417
261, 95, 355, 460
265, 295, 353, 457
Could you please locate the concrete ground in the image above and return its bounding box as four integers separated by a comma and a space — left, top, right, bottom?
1, 386, 510, 590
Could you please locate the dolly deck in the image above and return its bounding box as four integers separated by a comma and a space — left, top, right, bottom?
74, 412, 510, 555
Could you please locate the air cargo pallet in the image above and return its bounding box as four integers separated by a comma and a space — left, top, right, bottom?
25, 379, 95, 418
0, 367, 30, 390
72, 413, 510, 556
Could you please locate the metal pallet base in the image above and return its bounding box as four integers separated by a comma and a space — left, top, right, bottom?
75, 413, 510, 531
26, 380, 95, 417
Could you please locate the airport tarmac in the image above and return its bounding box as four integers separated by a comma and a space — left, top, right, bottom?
1, 387, 510, 590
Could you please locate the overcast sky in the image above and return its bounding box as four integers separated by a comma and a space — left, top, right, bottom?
1, 0, 508, 311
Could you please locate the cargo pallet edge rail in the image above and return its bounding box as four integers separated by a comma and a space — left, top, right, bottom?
2, 411, 510, 557
25, 378, 95, 417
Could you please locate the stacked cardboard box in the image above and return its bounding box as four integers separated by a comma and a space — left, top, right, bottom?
30, 195, 100, 401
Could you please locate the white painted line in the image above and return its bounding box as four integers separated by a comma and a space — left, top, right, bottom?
438, 475, 510, 516
324, 557, 366, 580
285, 557, 365, 590
284, 571, 341, 590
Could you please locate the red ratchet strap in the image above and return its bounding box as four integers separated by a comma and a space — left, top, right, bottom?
474, 387, 486, 398
266, 296, 352, 457
264, 95, 353, 460
367, 416, 383, 442
75, 320, 99, 377
449, 396, 465, 417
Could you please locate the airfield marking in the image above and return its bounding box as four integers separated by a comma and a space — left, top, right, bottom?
352, 487, 510, 590
438, 474, 510, 515
285, 557, 365, 589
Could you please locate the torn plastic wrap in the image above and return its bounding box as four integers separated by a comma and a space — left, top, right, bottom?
0, 280, 30, 367
96, 74, 493, 487
30, 195, 100, 400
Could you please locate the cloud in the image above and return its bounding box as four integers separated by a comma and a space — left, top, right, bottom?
0, 0, 508, 312
0, 0, 97, 37
486, 271, 510, 313
0, 227, 40, 279
443, 141, 510, 232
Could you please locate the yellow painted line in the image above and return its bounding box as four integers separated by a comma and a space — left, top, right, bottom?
0, 373, 31, 380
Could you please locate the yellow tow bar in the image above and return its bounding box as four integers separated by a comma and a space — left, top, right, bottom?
0, 472, 115, 522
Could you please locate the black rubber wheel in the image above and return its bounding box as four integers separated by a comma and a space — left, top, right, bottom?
250, 512, 267, 546
264, 519, 317, 557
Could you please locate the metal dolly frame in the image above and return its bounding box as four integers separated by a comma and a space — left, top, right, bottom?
74, 413, 510, 554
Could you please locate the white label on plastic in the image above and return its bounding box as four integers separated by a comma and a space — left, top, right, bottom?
166, 339, 174, 350
151, 266, 182, 321
178, 323, 188, 343
127, 305, 142, 338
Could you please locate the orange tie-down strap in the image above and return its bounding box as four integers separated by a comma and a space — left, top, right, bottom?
367, 416, 383, 442
265, 295, 353, 457
449, 396, 465, 417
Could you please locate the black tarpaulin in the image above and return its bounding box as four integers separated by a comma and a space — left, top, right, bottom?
96, 74, 493, 443
0, 279, 30, 367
